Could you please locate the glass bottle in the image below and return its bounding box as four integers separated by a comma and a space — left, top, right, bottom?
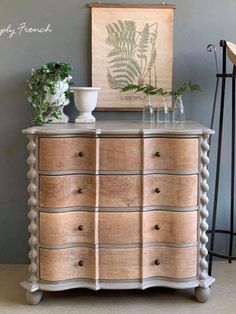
156, 96, 169, 122
142, 95, 154, 123
173, 95, 185, 123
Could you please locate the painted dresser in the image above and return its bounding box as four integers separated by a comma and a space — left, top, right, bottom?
21, 121, 215, 305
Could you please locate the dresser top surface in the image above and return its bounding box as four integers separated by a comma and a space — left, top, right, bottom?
22, 120, 214, 135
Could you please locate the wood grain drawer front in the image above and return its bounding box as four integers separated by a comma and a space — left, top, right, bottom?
143, 211, 197, 244
144, 174, 198, 207
99, 139, 141, 171
40, 247, 96, 281
99, 212, 141, 244
144, 138, 199, 171
39, 138, 96, 171
39, 175, 96, 208
40, 212, 95, 245
99, 248, 140, 280
99, 175, 141, 207
143, 246, 197, 279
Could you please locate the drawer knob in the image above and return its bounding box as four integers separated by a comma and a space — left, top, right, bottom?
78, 260, 84, 267
155, 259, 160, 266
78, 225, 83, 231
78, 152, 84, 157
155, 152, 161, 157
154, 224, 160, 230
155, 188, 160, 194
77, 188, 86, 194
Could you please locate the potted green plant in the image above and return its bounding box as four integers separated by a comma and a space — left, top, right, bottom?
27, 62, 73, 126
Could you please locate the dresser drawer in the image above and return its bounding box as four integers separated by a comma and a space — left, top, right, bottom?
143, 211, 197, 244
39, 138, 96, 171
40, 212, 95, 245
39, 175, 96, 208
40, 247, 96, 281
99, 138, 141, 171
144, 174, 198, 207
143, 246, 197, 279
144, 138, 199, 172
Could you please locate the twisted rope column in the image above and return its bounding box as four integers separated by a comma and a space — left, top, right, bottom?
199, 134, 210, 281
26, 135, 38, 284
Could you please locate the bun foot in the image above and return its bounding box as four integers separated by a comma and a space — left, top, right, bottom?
195, 287, 211, 303
25, 290, 43, 305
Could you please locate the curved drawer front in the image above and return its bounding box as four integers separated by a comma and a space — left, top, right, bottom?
143, 211, 197, 244
40, 247, 96, 281
39, 174, 197, 208
40, 212, 95, 245
143, 246, 197, 279
100, 138, 141, 171
144, 138, 199, 172
39, 175, 96, 208
40, 246, 197, 281
144, 174, 198, 207
39, 137, 96, 171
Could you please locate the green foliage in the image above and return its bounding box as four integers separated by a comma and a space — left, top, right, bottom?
121, 81, 201, 98
171, 81, 201, 97
27, 62, 72, 125
106, 20, 141, 89
121, 84, 169, 96
106, 20, 158, 89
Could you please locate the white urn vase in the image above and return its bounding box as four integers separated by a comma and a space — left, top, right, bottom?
44, 78, 71, 123
72, 87, 101, 123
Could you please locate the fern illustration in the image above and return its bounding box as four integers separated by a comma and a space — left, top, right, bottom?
106, 20, 159, 89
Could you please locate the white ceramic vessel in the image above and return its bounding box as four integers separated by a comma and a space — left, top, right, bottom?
44, 78, 71, 123
72, 87, 101, 123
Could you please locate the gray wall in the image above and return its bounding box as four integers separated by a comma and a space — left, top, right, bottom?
0, 0, 235, 263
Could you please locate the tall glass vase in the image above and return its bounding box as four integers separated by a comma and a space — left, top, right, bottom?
173, 95, 185, 123
156, 96, 169, 122
142, 95, 154, 123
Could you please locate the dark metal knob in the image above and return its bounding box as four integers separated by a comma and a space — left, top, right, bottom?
155, 259, 160, 266
78, 225, 83, 231
78, 152, 84, 157
155, 188, 160, 194
155, 224, 160, 230
78, 260, 84, 267
77, 188, 86, 194
155, 152, 161, 157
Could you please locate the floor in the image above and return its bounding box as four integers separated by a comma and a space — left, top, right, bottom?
0, 262, 235, 314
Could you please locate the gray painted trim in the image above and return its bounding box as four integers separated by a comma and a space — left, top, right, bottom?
38, 205, 199, 213
39, 242, 198, 250
38, 169, 199, 175
21, 276, 199, 293
22, 121, 214, 135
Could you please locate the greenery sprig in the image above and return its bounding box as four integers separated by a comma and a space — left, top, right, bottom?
27, 62, 72, 126
120, 81, 201, 97
121, 84, 169, 96
171, 81, 201, 97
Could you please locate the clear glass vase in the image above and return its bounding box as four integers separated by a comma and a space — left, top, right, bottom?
156, 96, 169, 122
173, 95, 185, 123
142, 95, 154, 123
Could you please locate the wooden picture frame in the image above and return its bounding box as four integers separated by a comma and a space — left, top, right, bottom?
90, 3, 175, 111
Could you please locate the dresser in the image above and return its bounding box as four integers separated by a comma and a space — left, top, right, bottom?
21, 121, 215, 305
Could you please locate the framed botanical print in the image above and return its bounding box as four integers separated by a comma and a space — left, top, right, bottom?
90, 3, 175, 110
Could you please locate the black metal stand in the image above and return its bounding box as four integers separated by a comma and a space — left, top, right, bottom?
207, 40, 236, 276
